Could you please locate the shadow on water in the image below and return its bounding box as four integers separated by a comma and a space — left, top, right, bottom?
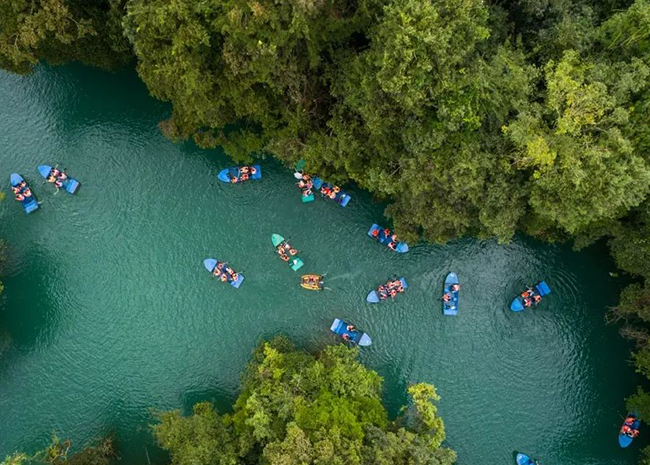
0, 242, 63, 352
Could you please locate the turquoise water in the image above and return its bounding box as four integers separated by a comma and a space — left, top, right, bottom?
0, 65, 641, 465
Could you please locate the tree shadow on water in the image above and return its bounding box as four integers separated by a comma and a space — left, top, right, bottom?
0, 244, 63, 356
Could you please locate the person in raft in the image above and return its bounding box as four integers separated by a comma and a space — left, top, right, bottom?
15, 192, 25, 202
621, 424, 640, 438
371, 228, 380, 239
23, 188, 33, 198
212, 267, 222, 277
442, 293, 451, 302
533, 294, 542, 305
347, 324, 356, 332
450, 284, 460, 292
47, 173, 63, 188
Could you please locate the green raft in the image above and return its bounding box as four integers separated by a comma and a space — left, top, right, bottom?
271, 234, 304, 271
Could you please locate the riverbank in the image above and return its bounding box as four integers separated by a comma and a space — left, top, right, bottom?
0, 64, 641, 465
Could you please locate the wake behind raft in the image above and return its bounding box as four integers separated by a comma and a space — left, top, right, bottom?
10, 173, 38, 214
38, 165, 80, 194
204, 259, 244, 288
218, 165, 261, 183
510, 281, 551, 312
367, 277, 408, 303
330, 318, 371, 346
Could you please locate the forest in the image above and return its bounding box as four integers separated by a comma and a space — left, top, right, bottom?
1, 0, 650, 462
2, 337, 454, 465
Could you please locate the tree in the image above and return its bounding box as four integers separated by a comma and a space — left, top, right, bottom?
154, 337, 455, 465
0, 0, 131, 74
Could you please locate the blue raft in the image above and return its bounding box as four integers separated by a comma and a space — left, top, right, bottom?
330, 318, 372, 346
37, 165, 80, 194
313, 178, 351, 207
10, 173, 38, 214
367, 277, 408, 303
516, 453, 537, 465
619, 413, 641, 448
443, 272, 459, 316
218, 165, 262, 183
367, 224, 408, 253
510, 281, 551, 312
204, 259, 244, 288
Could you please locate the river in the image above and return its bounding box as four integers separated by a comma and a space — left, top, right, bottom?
0, 64, 641, 465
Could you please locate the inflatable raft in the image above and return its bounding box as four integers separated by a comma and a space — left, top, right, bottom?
510, 281, 551, 312
271, 234, 304, 271
367, 277, 408, 303
443, 272, 459, 316
301, 274, 323, 291
204, 259, 244, 288
313, 178, 351, 207
10, 173, 38, 214
37, 165, 80, 194
218, 165, 261, 183
619, 413, 641, 448
367, 224, 408, 253
330, 318, 371, 346
516, 453, 537, 465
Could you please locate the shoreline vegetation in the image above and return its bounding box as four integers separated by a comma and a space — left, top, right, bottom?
2, 0, 650, 462
2, 337, 455, 465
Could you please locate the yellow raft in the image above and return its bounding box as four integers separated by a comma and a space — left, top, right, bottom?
301, 274, 324, 291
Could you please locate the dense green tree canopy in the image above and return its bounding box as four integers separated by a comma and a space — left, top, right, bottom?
153, 337, 455, 465
3, 0, 650, 461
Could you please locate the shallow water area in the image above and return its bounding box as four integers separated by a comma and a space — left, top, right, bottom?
0, 65, 642, 465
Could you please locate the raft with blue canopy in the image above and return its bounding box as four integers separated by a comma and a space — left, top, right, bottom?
313, 178, 351, 207
37, 165, 80, 194
203, 259, 244, 288
367, 224, 408, 253
218, 165, 261, 183
330, 318, 371, 346
10, 173, 38, 214
367, 277, 408, 303
516, 453, 537, 465
619, 413, 641, 448
443, 272, 459, 316
510, 281, 551, 312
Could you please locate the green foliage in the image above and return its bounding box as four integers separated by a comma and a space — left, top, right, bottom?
0, 0, 131, 74
154, 338, 454, 465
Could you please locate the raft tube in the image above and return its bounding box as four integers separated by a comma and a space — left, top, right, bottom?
204, 259, 244, 288
10, 173, 38, 214
37, 165, 80, 194
301, 274, 323, 291
313, 177, 351, 207
366, 277, 408, 303
619, 413, 641, 448
330, 318, 371, 346
271, 233, 304, 271
510, 281, 551, 312
218, 165, 262, 183
367, 224, 408, 253
516, 453, 536, 465
443, 272, 459, 316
